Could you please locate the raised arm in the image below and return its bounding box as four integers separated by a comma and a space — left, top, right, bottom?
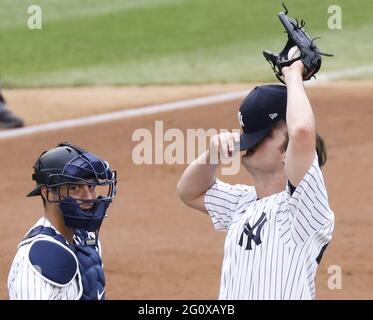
282, 60, 316, 187
177, 132, 239, 213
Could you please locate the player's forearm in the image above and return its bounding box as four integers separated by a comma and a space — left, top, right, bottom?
177, 150, 219, 202
285, 71, 316, 141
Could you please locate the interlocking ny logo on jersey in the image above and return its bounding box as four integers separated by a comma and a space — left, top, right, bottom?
238, 212, 267, 250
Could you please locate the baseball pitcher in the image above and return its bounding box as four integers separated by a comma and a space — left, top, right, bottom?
177, 7, 334, 299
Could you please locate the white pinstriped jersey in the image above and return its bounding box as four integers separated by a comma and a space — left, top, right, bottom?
7, 217, 102, 300
205, 154, 334, 300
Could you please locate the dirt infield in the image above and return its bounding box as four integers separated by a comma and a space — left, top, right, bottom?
1, 82, 372, 299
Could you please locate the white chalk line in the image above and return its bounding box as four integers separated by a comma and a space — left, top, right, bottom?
0, 90, 249, 139
0, 65, 372, 140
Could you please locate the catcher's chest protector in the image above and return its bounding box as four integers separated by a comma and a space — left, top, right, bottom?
73, 231, 105, 300
25, 226, 105, 300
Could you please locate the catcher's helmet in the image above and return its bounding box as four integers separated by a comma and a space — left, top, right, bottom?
28, 142, 87, 197
28, 142, 117, 236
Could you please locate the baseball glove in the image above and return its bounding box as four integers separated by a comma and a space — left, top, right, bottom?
263, 3, 333, 83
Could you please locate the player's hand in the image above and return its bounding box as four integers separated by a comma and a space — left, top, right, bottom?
282, 60, 305, 79
209, 131, 240, 164
282, 60, 314, 84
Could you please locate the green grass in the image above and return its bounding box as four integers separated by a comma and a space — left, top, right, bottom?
1, 0, 372, 87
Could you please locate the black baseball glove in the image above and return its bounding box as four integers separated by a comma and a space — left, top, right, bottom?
263, 3, 333, 83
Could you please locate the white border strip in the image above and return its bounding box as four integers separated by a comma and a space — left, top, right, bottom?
0, 65, 372, 140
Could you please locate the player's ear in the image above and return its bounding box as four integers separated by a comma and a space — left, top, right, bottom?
40, 186, 47, 197
40, 186, 49, 203
38, 186, 47, 208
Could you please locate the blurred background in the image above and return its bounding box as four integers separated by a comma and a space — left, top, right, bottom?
0, 0, 372, 87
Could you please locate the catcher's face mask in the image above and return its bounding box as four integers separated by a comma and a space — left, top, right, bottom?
28, 143, 117, 242
238, 85, 287, 151
46, 152, 117, 233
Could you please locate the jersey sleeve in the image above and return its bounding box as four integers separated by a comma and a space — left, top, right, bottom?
205, 179, 255, 230
278, 153, 335, 246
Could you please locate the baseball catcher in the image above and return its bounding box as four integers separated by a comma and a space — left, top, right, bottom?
263, 3, 333, 83
8, 142, 117, 300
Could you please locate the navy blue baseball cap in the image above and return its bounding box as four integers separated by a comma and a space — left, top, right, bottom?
238, 85, 287, 151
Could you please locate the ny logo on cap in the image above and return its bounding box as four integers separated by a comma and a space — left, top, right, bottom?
238, 212, 267, 250
238, 111, 244, 127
